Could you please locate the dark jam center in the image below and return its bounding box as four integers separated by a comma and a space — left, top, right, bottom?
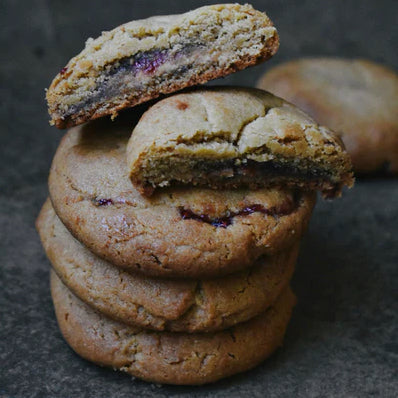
93, 198, 114, 206
110, 49, 169, 76
108, 44, 201, 78
62, 44, 201, 118
207, 160, 332, 181
178, 199, 297, 228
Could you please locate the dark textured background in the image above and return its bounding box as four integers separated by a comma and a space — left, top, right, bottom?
1, 1, 397, 397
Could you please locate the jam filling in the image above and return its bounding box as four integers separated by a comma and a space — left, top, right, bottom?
109, 49, 169, 77
178, 194, 299, 228
62, 44, 202, 118
106, 43, 201, 78
205, 159, 333, 181
92, 192, 299, 227
92, 198, 114, 206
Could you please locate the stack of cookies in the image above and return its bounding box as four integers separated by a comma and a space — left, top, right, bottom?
37, 4, 354, 385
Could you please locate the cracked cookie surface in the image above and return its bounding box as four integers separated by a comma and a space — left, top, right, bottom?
257, 58, 398, 174
46, 4, 278, 129
49, 112, 315, 278
51, 271, 295, 385
127, 87, 354, 197
38, 199, 298, 332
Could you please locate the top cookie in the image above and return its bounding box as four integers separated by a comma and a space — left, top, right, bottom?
257, 58, 398, 174
127, 87, 354, 198
46, 4, 278, 129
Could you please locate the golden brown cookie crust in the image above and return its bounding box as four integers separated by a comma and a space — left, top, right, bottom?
257, 58, 398, 174
47, 4, 279, 129
37, 198, 299, 332
51, 271, 296, 385
48, 114, 316, 278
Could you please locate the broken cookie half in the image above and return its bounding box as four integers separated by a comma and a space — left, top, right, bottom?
127, 87, 354, 198
46, 4, 279, 128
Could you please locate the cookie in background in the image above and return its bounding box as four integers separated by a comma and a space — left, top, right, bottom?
257, 58, 398, 174
48, 113, 316, 279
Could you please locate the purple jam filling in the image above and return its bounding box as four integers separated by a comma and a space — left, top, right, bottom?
62, 44, 202, 119
204, 159, 333, 181
92, 198, 114, 206
113, 50, 168, 76
178, 197, 298, 228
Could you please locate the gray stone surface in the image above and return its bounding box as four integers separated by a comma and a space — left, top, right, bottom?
0, 0, 397, 397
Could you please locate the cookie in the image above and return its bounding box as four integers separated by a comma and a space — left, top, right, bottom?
51, 271, 296, 385
126, 87, 354, 198
37, 198, 298, 332
257, 58, 398, 173
48, 113, 316, 278
46, 4, 279, 129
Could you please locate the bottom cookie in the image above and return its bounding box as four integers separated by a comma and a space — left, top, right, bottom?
51, 271, 296, 385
